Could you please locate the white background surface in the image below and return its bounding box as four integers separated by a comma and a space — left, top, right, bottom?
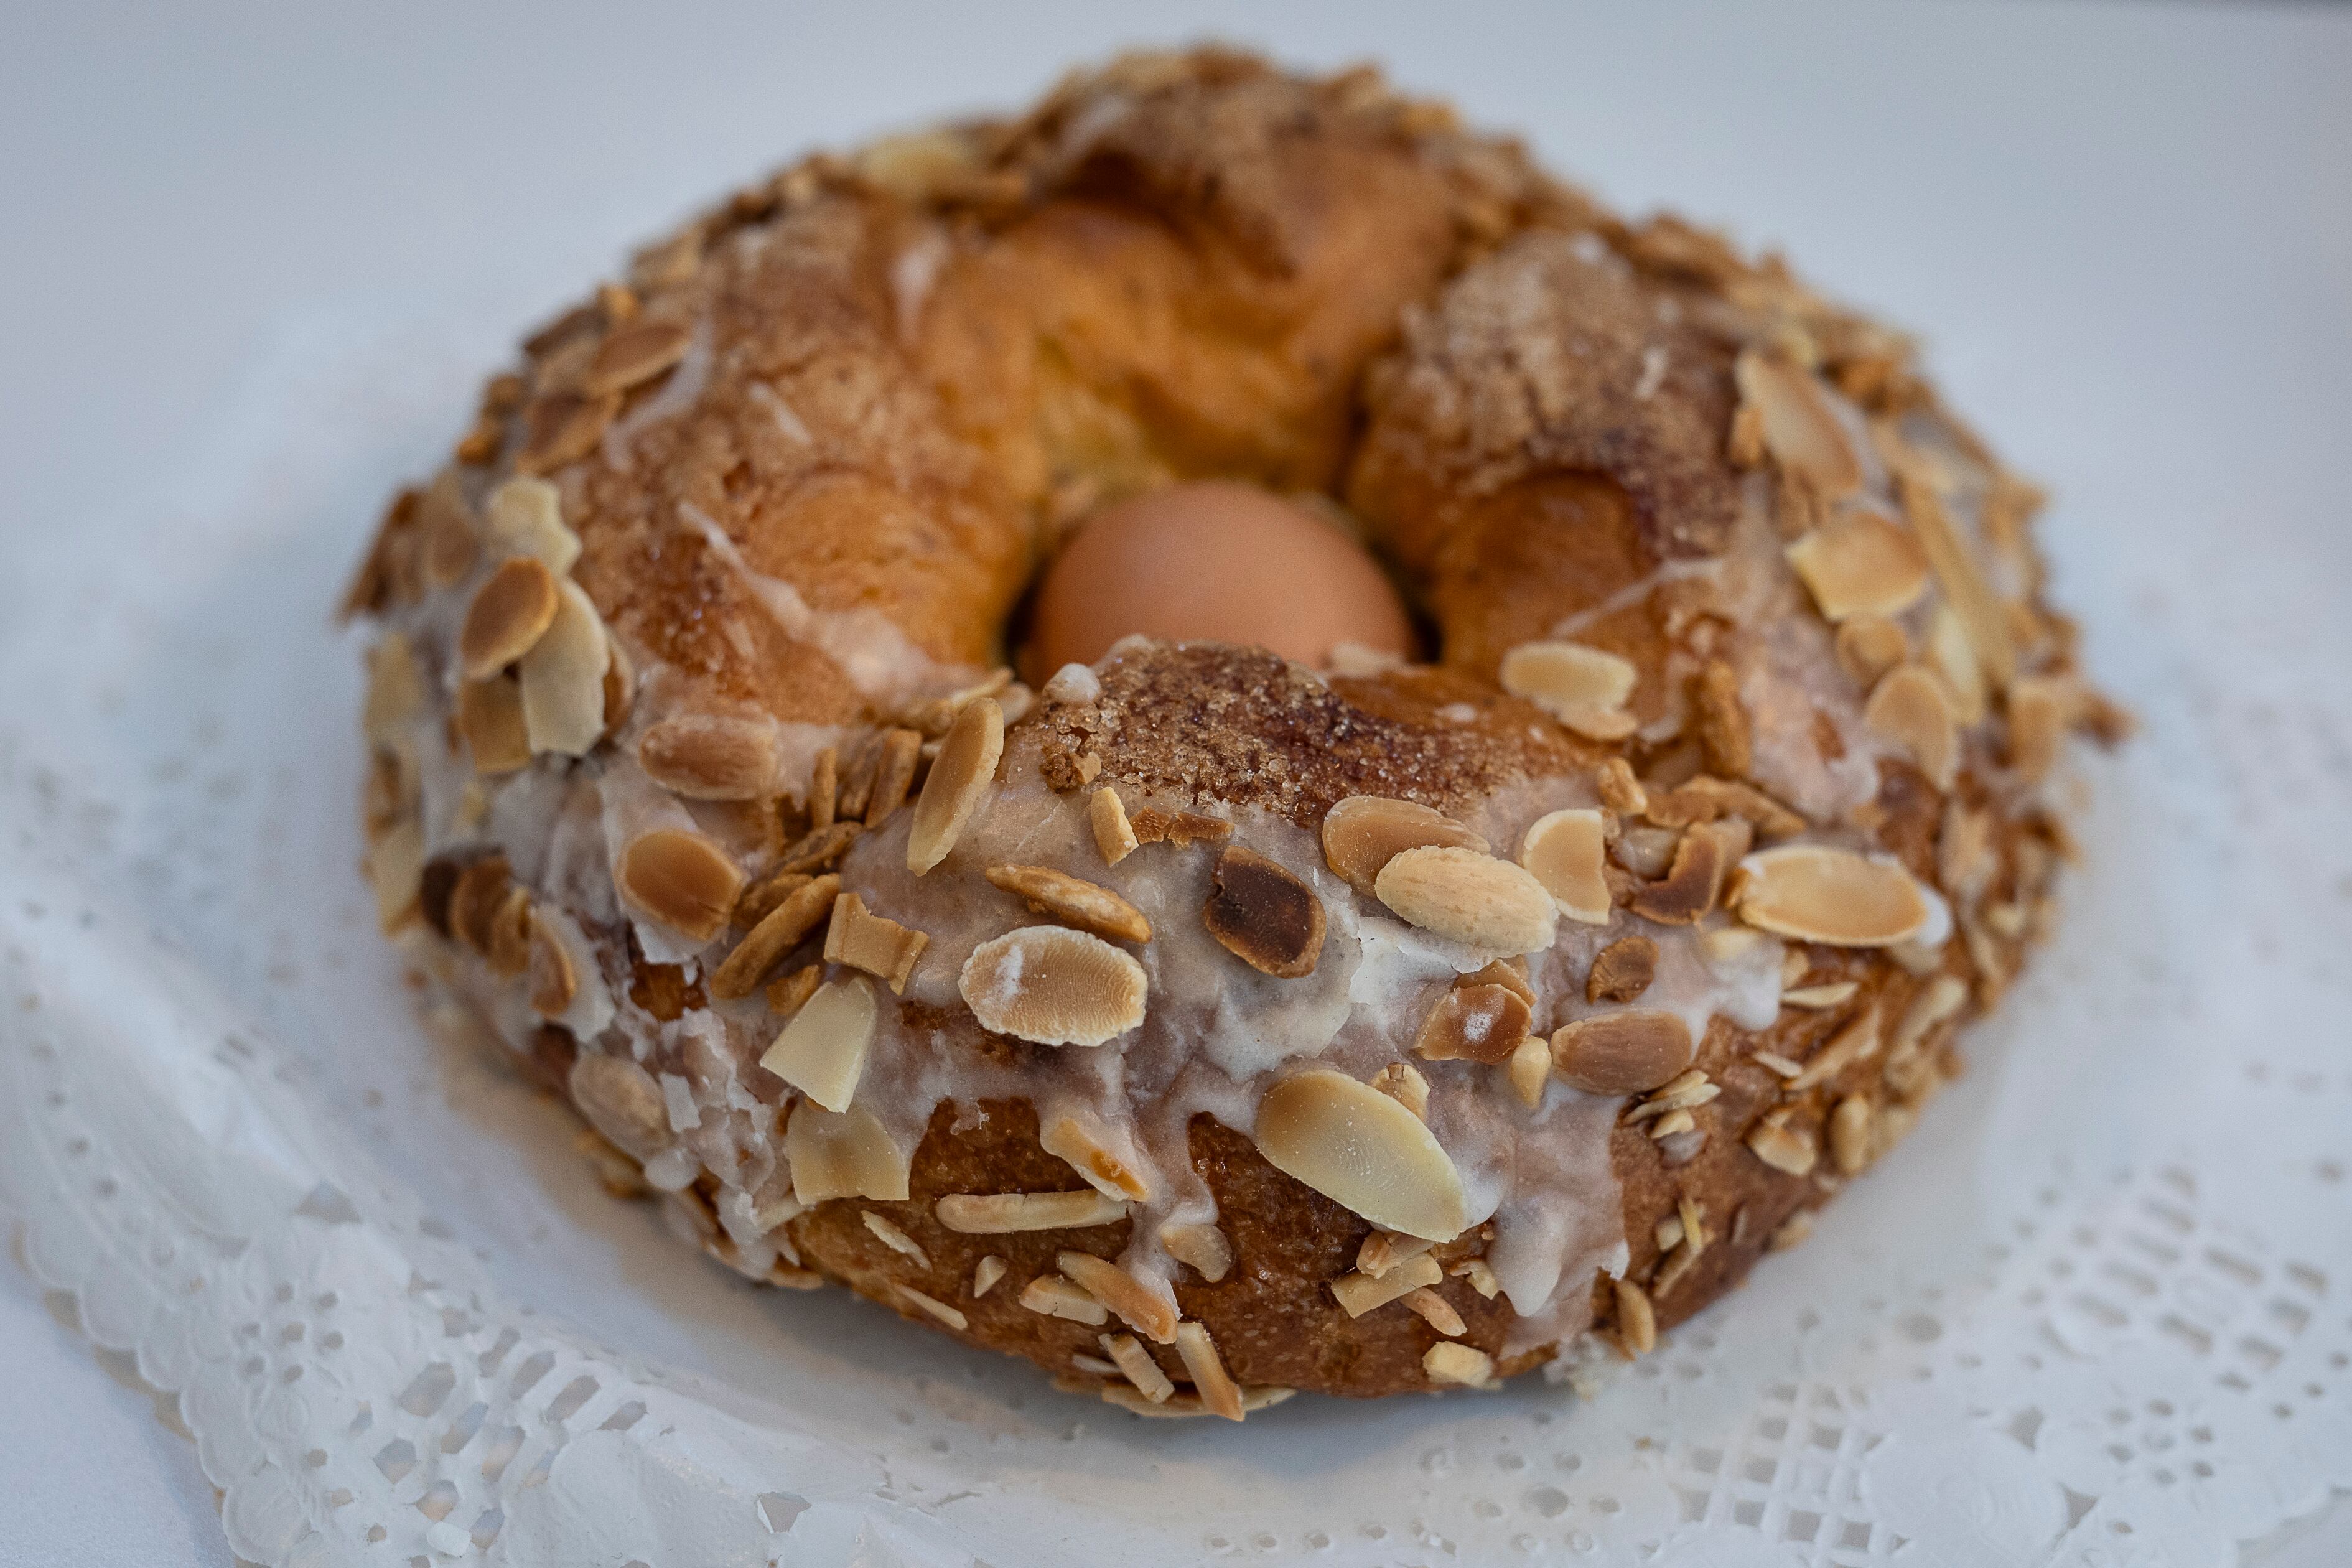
2, 3, 2348, 1564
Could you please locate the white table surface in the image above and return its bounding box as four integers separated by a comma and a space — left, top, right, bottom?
3, 3, 2347, 1563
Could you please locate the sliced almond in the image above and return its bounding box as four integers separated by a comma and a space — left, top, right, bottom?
582, 319, 692, 398
1057, 1251, 1177, 1344
1595, 757, 1648, 815
1089, 786, 1139, 866
1898, 461, 2016, 689
1506, 1035, 1552, 1108
1926, 604, 1989, 725
785, 1101, 909, 1205
987, 864, 1151, 944
864, 727, 923, 828
1498, 640, 1640, 737
895, 1284, 967, 1333
1519, 808, 1611, 924
600, 631, 636, 740
1780, 981, 1858, 1010
483, 885, 533, 976
1329, 1251, 1442, 1317
1691, 658, 1752, 778
1019, 1274, 1109, 1327
959, 925, 1147, 1047
419, 472, 480, 589
637, 714, 778, 800
775, 819, 863, 877
1172, 1322, 1244, 1421
368, 819, 426, 933
458, 676, 533, 775
1735, 351, 1862, 498
906, 698, 1002, 873
2005, 675, 2071, 784
1613, 1277, 1657, 1356
528, 917, 579, 1017
806, 747, 838, 829
1413, 983, 1532, 1065
864, 1210, 929, 1267
1785, 509, 1931, 622
1423, 1342, 1495, 1387
711, 874, 839, 999
570, 1052, 670, 1159
1358, 1231, 1435, 1279
1320, 796, 1490, 897
1829, 1095, 1874, 1175
1254, 1070, 1468, 1241
1368, 1061, 1430, 1119
1889, 974, 1967, 1063
735, 870, 811, 932
1733, 846, 1930, 948
1374, 846, 1558, 959
1404, 1287, 1468, 1337
1100, 1332, 1175, 1403
1745, 1114, 1819, 1177
518, 579, 612, 756
515, 390, 618, 476
362, 632, 426, 748
483, 476, 581, 573
765, 964, 823, 1018
935, 1189, 1129, 1233
971, 1256, 1007, 1297
758, 975, 876, 1113
820, 892, 929, 995
1159, 1222, 1233, 1282
1549, 1010, 1695, 1094
1040, 1115, 1152, 1202
1837, 615, 1910, 687
1862, 662, 1960, 787
447, 856, 515, 955
1787, 1006, 1884, 1092
1128, 807, 1232, 848
1630, 817, 1749, 926
1587, 935, 1659, 1004
1202, 845, 1325, 978
459, 557, 560, 679
617, 828, 743, 943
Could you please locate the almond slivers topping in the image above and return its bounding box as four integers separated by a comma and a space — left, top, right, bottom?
1057, 1251, 1177, 1344
906, 697, 1003, 873
1159, 1222, 1233, 1283
1498, 640, 1640, 738
1785, 509, 1930, 622
1040, 1114, 1152, 1202
1519, 808, 1612, 925
986, 863, 1151, 944
1837, 615, 1911, 687
757, 975, 876, 1113
637, 714, 778, 800
459, 557, 560, 679
369, 819, 426, 933
1898, 461, 2016, 689
1090, 786, 1139, 866
959, 925, 1147, 1047
1746, 1115, 1819, 1177
863, 1210, 929, 1267
1865, 663, 1960, 788
1506, 1036, 1552, 1107
362, 632, 426, 748
1375, 846, 1559, 958
582, 319, 693, 398
569, 1052, 670, 1159
1329, 1251, 1443, 1317
1202, 844, 1325, 977
1414, 982, 1532, 1065
785, 1101, 909, 1205
518, 579, 612, 757
934, 1189, 1129, 1234
1423, 1342, 1494, 1387
457, 676, 533, 775
1734, 846, 1931, 948
1100, 1332, 1174, 1403
1254, 1069, 1468, 1241
483, 476, 581, 573
822, 891, 930, 994
895, 1284, 967, 1333
2005, 674, 2072, 784
711, 874, 839, 1000
1614, 1277, 1658, 1356
1173, 1322, 1245, 1421
1735, 350, 1863, 498
1320, 796, 1489, 897
617, 828, 742, 943
1019, 1274, 1108, 1327
1549, 1010, 1696, 1094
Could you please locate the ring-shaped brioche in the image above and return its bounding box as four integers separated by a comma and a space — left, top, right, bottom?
347, 49, 2115, 1411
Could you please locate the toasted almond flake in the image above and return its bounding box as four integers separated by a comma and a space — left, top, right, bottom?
598, 630, 636, 741
1159, 1222, 1233, 1282
864, 727, 923, 828
483, 476, 580, 572
1735, 351, 1863, 498
1631, 817, 1749, 925
2005, 675, 2071, 783
1089, 786, 1139, 866
362, 633, 426, 748
457, 676, 533, 775
518, 579, 612, 756
971, 1256, 1007, 1297
1202, 845, 1326, 977
1320, 796, 1489, 897
1375, 846, 1558, 959
712, 874, 839, 999
903, 698, 1002, 872
1506, 1035, 1552, 1108
1983, 900, 2027, 939
1587, 935, 1660, 1004
570, 1051, 670, 1159
1691, 658, 1752, 778
1924, 603, 1989, 726
1057, 1251, 1177, 1344
1647, 1108, 1697, 1140
1423, 1342, 1495, 1387
1466, 956, 1538, 1009
959, 925, 1147, 1047
1837, 615, 1911, 688
1356, 1230, 1436, 1279
987, 863, 1150, 944
1098, 1332, 1175, 1403
1898, 462, 2016, 689
1628, 1068, 1720, 1121
1368, 1061, 1430, 1119
758, 976, 876, 1112
1752, 1052, 1803, 1080
1829, 1096, 1874, 1175
862, 1210, 930, 1267
515, 390, 618, 475
1746, 1115, 1819, 1177
1728, 399, 1766, 467
1595, 757, 1648, 814
1787, 1006, 1884, 1092
1734, 846, 1930, 947
735, 869, 812, 932
1613, 1277, 1658, 1356
1403, 1287, 1468, 1337
935, 1190, 1130, 1234
482, 885, 533, 976
1654, 1215, 1685, 1251
1127, 807, 1232, 848
1771, 1211, 1814, 1250
1040, 1115, 1152, 1202
1780, 981, 1857, 1010
582, 319, 692, 398
774, 820, 864, 880
1549, 1010, 1696, 1095
1254, 1069, 1468, 1241
1786, 509, 1931, 621
637, 714, 777, 800
1865, 664, 1959, 788
1890, 974, 1968, 1059
1454, 1258, 1502, 1299
617, 828, 742, 943
419, 474, 480, 589
1519, 808, 1611, 924
369, 819, 426, 933
806, 747, 838, 829
1414, 983, 1533, 1065
1091, 1383, 1296, 1420
459, 557, 559, 679
785, 1101, 908, 1205
528, 917, 579, 1017
823, 892, 930, 994
833, 732, 882, 821
1172, 1322, 1245, 1421
893, 1284, 966, 1332
1329, 1252, 1444, 1317
1498, 640, 1640, 736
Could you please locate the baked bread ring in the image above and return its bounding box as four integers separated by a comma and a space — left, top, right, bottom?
345, 49, 2118, 1414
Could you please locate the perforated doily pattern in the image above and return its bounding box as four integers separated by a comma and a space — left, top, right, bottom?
3, 317, 2347, 1567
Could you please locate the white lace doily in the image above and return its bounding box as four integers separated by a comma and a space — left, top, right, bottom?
4, 314, 2347, 1567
